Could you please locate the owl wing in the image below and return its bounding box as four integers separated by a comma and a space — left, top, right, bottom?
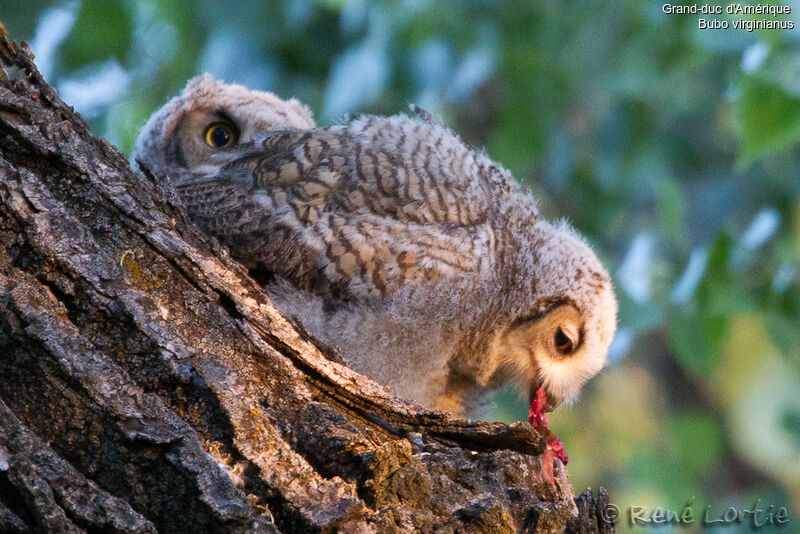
177, 115, 516, 300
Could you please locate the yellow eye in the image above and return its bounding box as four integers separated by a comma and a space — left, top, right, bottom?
204, 122, 237, 148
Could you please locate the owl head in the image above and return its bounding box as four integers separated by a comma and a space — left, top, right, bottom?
492, 217, 617, 409
132, 74, 314, 180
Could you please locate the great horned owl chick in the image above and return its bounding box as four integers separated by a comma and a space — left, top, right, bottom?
133, 76, 617, 424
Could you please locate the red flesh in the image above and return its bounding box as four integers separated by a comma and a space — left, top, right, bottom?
528, 387, 568, 482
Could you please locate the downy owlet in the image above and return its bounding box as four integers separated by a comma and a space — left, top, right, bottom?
132, 76, 617, 439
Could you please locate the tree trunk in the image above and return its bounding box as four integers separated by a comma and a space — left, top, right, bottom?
0, 26, 614, 534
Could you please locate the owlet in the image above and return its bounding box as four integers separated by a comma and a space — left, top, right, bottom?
133, 76, 618, 430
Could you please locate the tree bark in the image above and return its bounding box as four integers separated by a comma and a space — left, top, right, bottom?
0, 26, 615, 534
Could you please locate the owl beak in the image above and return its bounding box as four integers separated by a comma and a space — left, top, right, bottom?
545, 392, 560, 412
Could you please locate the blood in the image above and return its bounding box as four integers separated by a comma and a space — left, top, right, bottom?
528, 387, 568, 483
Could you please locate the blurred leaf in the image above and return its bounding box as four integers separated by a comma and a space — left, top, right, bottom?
737, 75, 800, 165
655, 177, 687, 247
0, 0, 61, 40
783, 408, 800, 447
698, 233, 754, 317
627, 451, 699, 505
766, 308, 800, 359
794, 198, 800, 256
758, 50, 800, 98
61, 0, 132, 70
669, 310, 728, 376
669, 234, 762, 377
727, 353, 800, 490
672, 413, 723, 477
714, 314, 771, 406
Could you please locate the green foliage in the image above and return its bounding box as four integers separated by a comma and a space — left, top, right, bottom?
60, 0, 132, 69
655, 177, 688, 248
671, 413, 724, 481
3, 0, 798, 524
739, 75, 800, 164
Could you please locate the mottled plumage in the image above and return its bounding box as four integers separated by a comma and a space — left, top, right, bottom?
133, 76, 618, 419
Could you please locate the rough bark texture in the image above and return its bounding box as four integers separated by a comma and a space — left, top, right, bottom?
0, 27, 616, 534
